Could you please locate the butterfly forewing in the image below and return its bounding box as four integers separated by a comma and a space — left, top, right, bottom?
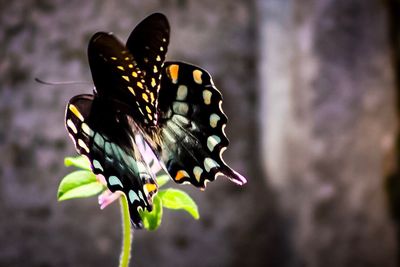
156, 62, 246, 188
65, 94, 158, 228
126, 13, 170, 97
88, 32, 157, 125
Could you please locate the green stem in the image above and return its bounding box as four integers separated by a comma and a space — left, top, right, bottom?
119, 194, 132, 267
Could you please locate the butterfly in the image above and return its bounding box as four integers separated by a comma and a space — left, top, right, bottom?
65, 13, 247, 229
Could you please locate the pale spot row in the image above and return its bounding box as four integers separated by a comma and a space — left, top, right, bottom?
78, 139, 90, 153
209, 113, 220, 128
92, 159, 104, 171
94, 133, 105, 148
129, 190, 140, 204
172, 114, 190, 125
193, 70, 203, 84
109, 175, 123, 188
81, 122, 93, 137
172, 102, 189, 115
66, 119, 77, 134
193, 166, 203, 182
207, 135, 221, 152
204, 158, 220, 172
203, 90, 212, 105
176, 85, 188, 101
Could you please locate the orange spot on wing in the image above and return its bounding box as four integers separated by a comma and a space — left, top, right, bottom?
145, 183, 157, 193
175, 170, 188, 181
168, 64, 179, 84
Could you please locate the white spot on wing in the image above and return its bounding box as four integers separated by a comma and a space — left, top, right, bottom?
203, 90, 212, 105
128, 190, 140, 203
81, 122, 93, 136
78, 139, 90, 153
207, 135, 221, 152
172, 114, 190, 125
176, 85, 188, 101
66, 119, 77, 134
209, 114, 220, 128
172, 102, 189, 115
193, 166, 203, 182
93, 159, 104, 171
204, 158, 220, 172
109, 176, 123, 188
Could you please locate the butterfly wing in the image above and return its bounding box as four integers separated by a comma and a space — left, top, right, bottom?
65, 94, 158, 228
126, 12, 169, 89
156, 62, 247, 188
88, 32, 158, 125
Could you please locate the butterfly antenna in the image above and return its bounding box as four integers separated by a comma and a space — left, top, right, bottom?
35, 77, 91, 85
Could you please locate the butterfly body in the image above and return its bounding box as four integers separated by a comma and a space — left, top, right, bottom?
65, 13, 246, 228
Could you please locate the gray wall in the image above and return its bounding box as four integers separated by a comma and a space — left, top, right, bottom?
0, 0, 397, 266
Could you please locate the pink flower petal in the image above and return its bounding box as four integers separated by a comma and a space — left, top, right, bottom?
98, 190, 122, 210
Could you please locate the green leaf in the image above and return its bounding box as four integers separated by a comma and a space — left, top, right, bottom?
156, 174, 170, 188
57, 170, 105, 201
140, 195, 163, 231
64, 156, 91, 171
158, 189, 199, 219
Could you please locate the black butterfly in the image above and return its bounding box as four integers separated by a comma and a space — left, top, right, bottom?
65, 13, 246, 229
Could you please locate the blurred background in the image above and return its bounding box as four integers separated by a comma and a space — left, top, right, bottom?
1, 0, 399, 266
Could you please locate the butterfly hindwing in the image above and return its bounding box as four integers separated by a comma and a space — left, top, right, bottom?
65, 94, 158, 228
156, 62, 246, 188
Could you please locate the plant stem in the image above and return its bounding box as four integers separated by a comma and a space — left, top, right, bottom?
119, 194, 132, 267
